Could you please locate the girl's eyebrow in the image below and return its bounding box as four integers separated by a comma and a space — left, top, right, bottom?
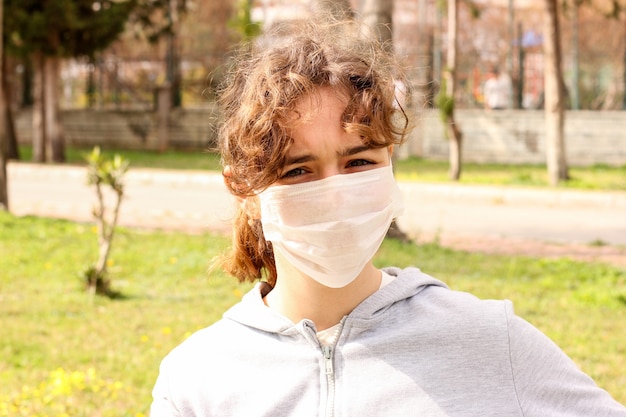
284, 154, 317, 166
284, 145, 373, 166
339, 145, 373, 157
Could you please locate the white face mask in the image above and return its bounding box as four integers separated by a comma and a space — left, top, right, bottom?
258, 165, 404, 288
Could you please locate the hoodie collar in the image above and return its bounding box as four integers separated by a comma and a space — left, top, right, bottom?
222, 267, 447, 334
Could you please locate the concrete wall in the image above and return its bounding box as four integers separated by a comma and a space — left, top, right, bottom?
15, 105, 220, 151
15, 108, 626, 166
412, 109, 626, 166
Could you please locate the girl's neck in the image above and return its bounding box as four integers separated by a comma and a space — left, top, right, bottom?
263, 260, 382, 331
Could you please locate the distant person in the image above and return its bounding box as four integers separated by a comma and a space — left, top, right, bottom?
484, 67, 512, 110
150, 17, 626, 417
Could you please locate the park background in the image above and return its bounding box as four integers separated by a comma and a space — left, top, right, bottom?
1, 0, 626, 416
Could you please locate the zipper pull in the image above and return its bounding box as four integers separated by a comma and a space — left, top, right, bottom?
323, 345, 334, 375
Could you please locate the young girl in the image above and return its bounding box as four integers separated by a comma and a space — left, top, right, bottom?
151, 18, 626, 417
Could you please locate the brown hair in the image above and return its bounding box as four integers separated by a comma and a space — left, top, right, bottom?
215, 17, 411, 287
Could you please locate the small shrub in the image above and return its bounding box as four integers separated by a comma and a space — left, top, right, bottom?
83, 147, 129, 298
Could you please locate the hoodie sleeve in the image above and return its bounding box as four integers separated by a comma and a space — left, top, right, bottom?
506, 302, 626, 416
150, 356, 182, 417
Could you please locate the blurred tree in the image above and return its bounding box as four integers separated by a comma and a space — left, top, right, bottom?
312, 0, 354, 19
127, 0, 189, 107
229, 0, 261, 41
0, 0, 7, 209
3, 0, 135, 162
543, 0, 569, 185
2, 53, 18, 159
571, 0, 626, 109
128, 0, 188, 43
437, 0, 463, 181
362, 0, 394, 46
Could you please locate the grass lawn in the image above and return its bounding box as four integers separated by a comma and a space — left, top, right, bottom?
1, 212, 625, 416
16, 145, 626, 191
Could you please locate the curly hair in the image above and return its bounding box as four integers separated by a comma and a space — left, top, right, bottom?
215, 17, 411, 287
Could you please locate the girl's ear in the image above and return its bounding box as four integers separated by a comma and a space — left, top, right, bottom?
388, 145, 394, 158
222, 165, 240, 200
222, 165, 233, 181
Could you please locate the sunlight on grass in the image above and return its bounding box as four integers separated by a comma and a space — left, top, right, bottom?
18, 146, 223, 172
0, 212, 248, 416
1, 212, 625, 415
394, 157, 626, 190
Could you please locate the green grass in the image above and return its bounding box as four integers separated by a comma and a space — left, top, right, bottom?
0, 212, 247, 417
17, 146, 223, 172
394, 157, 626, 190
16, 146, 626, 190
1, 212, 625, 415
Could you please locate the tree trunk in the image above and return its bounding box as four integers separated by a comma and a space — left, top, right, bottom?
543, 0, 568, 185
87, 57, 96, 108
446, 0, 463, 181
0, 0, 8, 210
3, 90, 18, 160
313, 0, 354, 19
361, 0, 393, 46
411, 0, 433, 111
31, 52, 46, 163
0, 135, 6, 210
570, 5, 580, 110
507, 0, 515, 109
155, 85, 171, 152
22, 57, 33, 107
43, 56, 65, 162
95, 236, 112, 276
623, 15, 626, 110
3, 53, 19, 160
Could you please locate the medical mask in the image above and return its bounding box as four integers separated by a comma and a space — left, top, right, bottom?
258, 165, 404, 288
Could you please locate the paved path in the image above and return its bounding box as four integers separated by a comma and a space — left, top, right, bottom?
6, 162, 626, 266
8, 162, 235, 234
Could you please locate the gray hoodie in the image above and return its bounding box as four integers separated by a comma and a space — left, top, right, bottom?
151, 267, 626, 417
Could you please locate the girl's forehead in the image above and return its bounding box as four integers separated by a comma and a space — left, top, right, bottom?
287, 90, 347, 137
292, 87, 348, 116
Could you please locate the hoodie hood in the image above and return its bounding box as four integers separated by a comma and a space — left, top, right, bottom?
223, 267, 448, 334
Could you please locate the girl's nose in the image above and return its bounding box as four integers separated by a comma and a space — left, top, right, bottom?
319, 165, 342, 180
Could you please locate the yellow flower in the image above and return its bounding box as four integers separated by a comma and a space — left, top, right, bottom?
161, 327, 172, 335
169, 257, 178, 264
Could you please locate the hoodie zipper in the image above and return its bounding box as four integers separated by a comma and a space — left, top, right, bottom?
302, 319, 343, 417
322, 345, 335, 417
321, 318, 345, 417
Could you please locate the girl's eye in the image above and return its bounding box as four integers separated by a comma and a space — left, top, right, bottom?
347, 159, 373, 168
281, 167, 307, 179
